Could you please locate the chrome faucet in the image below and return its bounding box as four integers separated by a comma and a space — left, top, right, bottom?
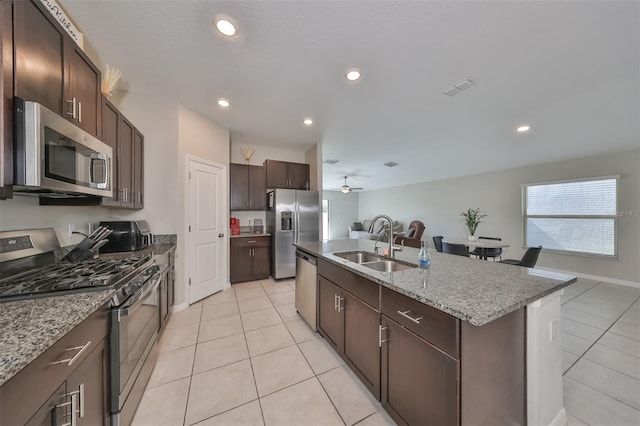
369, 215, 403, 258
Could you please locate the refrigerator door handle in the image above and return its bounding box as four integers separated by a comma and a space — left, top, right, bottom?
293, 201, 299, 244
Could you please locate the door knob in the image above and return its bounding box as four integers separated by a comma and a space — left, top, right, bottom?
218, 233, 225, 238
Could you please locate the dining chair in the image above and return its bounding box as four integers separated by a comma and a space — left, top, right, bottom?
470, 236, 503, 261
500, 246, 542, 268
442, 242, 470, 257
432, 236, 444, 252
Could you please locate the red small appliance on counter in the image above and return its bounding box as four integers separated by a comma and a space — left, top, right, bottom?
230, 217, 240, 235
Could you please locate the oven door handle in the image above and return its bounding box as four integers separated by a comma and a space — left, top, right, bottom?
119, 274, 161, 318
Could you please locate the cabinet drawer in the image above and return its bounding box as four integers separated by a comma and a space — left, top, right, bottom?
318, 259, 379, 310
230, 236, 270, 248
381, 287, 459, 358
0, 302, 110, 425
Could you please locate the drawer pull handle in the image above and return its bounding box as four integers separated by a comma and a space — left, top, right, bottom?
398, 310, 423, 324
51, 341, 92, 366
337, 296, 344, 312
247, 240, 256, 243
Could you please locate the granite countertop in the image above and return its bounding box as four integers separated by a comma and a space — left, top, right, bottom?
0, 289, 114, 386
0, 244, 177, 387
230, 233, 271, 238
295, 239, 576, 327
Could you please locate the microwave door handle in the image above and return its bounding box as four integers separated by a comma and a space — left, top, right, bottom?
89, 153, 108, 189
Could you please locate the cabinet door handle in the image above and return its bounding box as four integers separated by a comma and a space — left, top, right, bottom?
77, 101, 82, 123
50, 341, 92, 366
247, 240, 256, 243
334, 293, 338, 311
379, 325, 388, 347
55, 391, 77, 426
398, 310, 423, 324
138, 191, 142, 204
66, 98, 77, 118
337, 296, 344, 312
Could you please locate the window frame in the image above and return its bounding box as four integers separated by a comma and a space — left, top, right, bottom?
521, 175, 619, 259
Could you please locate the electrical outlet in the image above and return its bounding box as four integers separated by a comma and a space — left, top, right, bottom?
68, 223, 76, 238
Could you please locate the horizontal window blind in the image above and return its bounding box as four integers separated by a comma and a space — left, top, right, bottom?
523, 177, 618, 257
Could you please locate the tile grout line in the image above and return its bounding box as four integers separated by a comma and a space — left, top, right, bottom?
181, 302, 204, 426
565, 373, 640, 414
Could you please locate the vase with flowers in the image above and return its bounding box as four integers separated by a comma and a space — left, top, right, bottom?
460, 208, 487, 241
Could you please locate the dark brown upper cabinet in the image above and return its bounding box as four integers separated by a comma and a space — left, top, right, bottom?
230, 163, 266, 210
264, 159, 309, 190
13, 0, 101, 138
1, 0, 13, 198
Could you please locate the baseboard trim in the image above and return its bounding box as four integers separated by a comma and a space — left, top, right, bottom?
172, 302, 189, 313
537, 267, 640, 289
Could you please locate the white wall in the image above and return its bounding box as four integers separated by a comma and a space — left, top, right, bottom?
229, 142, 305, 165
176, 104, 230, 306
323, 190, 359, 239
109, 89, 179, 234
358, 150, 640, 284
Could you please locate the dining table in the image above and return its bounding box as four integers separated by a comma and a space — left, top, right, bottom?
442, 238, 511, 260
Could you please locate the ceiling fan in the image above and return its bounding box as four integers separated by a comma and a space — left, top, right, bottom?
341, 176, 363, 193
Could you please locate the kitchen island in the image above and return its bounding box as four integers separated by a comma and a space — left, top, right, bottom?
295, 239, 576, 426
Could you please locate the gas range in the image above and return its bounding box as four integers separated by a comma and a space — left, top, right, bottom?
0, 228, 155, 305
0, 255, 153, 303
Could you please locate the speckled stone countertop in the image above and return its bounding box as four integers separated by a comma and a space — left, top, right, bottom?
295, 239, 576, 327
0, 244, 176, 387
230, 233, 271, 238
0, 290, 114, 386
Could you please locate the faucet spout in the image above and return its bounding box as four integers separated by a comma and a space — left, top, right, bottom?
369, 215, 403, 258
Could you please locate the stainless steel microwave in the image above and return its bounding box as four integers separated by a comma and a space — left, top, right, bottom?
13, 98, 113, 198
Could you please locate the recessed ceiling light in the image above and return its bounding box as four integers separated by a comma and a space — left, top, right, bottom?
215, 18, 236, 36
346, 69, 361, 81
303, 118, 313, 125
217, 99, 230, 107
517, 125, 531, 133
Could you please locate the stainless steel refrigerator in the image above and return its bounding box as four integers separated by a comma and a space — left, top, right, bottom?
266, 189, 319, 279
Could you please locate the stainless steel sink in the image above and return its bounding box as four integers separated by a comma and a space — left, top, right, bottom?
333, 251, 417, 272
362, 260, 416, 272
333, 251, 383, 264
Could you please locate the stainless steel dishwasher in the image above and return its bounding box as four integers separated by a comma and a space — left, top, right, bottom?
295, 249, 317, 331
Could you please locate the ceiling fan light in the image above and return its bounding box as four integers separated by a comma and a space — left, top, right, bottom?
342, 186, 350, 194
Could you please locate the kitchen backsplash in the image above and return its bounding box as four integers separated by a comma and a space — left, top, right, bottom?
154, 234, 177, 245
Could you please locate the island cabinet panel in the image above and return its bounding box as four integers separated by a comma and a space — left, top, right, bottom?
318, 276, 344, 352
230, 164, 265, 210
317, 260, 381, 398
460, 308, 525, 425
381, 316, 459, 426
381, 286, 459, 358
0, 303, 110, 426
318, 258, 379, 309
264, 159, 309, 190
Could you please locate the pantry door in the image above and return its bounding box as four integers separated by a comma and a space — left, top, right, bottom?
187, 157, 227, 304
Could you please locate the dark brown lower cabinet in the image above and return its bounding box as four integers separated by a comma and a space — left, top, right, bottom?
230, 236, 270, 283
381, 316, 459, 426
0, 304, 110, 426
317, 275, 380, 398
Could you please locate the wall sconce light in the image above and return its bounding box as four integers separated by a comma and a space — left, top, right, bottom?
241, 147, 255, 164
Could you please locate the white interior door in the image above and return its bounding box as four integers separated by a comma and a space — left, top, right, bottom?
188, 158, 226, 304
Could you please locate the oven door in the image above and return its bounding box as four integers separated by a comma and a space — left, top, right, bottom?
110, 274, 160, 414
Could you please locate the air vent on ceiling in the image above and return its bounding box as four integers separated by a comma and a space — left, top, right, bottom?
384, 161, 399, 168
323, 159, 339, 164
443, 78, 476, 96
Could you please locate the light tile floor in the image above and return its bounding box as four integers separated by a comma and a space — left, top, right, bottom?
561, 279, 640, 425
132, 278, 395, 426
132, 277, 640, 426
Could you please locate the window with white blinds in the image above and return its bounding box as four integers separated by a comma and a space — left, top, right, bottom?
523, 176, 618, 257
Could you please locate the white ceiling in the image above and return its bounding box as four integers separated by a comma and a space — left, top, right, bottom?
61, 1, 639, 191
